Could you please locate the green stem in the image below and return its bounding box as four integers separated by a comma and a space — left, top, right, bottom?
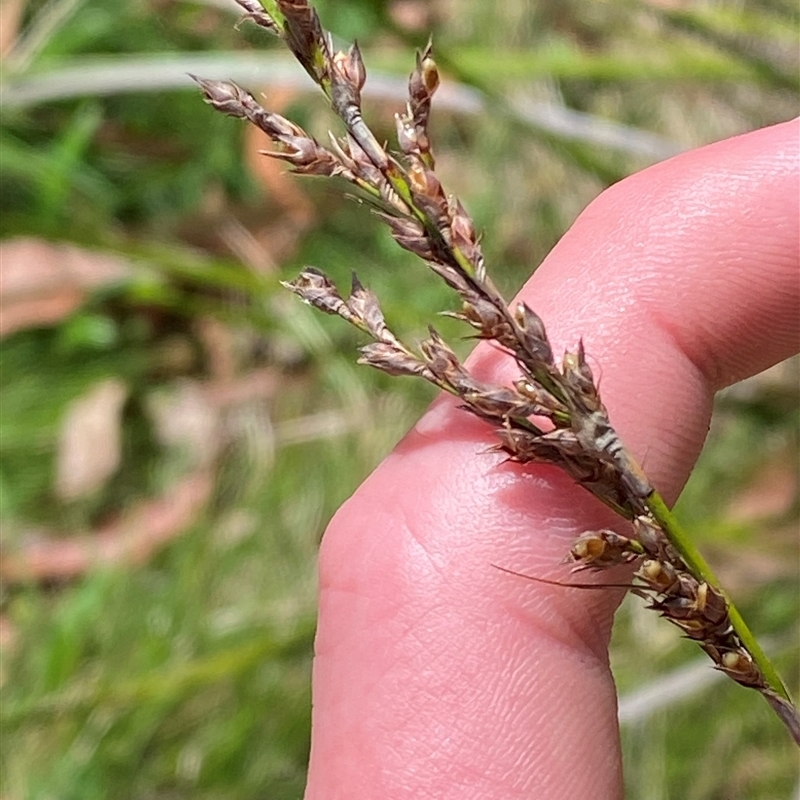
647, 491, 791, 703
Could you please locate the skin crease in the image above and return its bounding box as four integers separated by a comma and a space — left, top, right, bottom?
304, 119, 799, 799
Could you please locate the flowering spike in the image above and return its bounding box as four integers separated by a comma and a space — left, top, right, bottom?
198, 0, 800, 744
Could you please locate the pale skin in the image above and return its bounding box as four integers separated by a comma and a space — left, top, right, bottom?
304, 119, 800, 799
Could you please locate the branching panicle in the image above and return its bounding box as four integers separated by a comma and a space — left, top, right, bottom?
198, 0, 799, 745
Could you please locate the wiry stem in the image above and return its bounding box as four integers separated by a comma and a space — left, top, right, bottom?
646, 493, 790, 699
197, 0, 799, 744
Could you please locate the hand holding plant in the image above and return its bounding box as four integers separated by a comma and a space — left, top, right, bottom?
195, 2, 800, 794
299, 120, 799, 798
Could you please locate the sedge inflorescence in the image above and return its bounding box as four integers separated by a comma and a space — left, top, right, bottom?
195, 0, 799, 743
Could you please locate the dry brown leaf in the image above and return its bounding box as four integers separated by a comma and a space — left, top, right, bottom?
244, 88, 315, 226
726, 461, 798, 523
0, 469, 214, 583
55, 378, 128, 501
0, 614, 17, 673
146, 381, 221, 469
196, 315, 238, 382
242, 87, 316, 264
0, 238, 132, 337
389, 0, 433, 32
201, 367, 280, 408
0, 0, 26, 58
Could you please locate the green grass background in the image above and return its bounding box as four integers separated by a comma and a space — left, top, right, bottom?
1, 1, 798, 797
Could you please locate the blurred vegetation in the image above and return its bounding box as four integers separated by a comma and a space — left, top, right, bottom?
0, 1, 798, 798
